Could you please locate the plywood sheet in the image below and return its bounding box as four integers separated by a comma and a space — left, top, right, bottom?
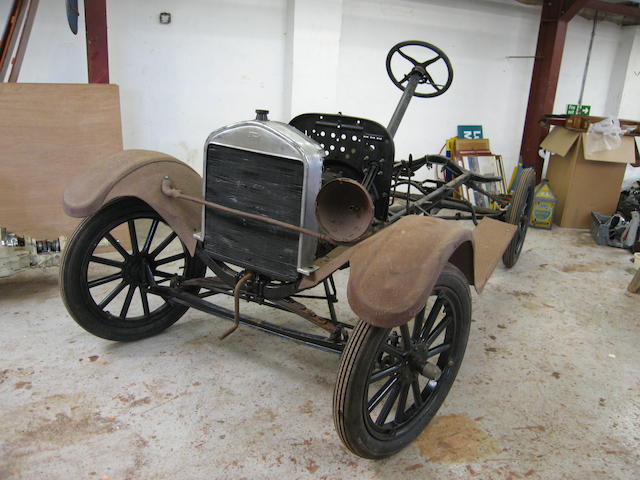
0, 83, 122, 239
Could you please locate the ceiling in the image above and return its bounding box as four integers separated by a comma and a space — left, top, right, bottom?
514, 0, 640, 25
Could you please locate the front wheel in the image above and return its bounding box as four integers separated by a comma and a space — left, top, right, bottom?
60, 197, 205, 341
333, 264, 471, 459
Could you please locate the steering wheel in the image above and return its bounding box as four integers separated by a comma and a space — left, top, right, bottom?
386, 40, 453, 98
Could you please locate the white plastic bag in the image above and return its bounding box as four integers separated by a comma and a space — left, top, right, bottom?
584, 118, 634, 155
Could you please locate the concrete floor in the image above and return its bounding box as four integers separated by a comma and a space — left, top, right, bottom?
1, 226, 639, 480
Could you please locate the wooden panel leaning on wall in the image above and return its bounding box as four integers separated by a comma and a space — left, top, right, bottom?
0, 83, 123, 239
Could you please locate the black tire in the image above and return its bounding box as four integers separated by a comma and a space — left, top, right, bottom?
334, 264, 471, 459
60, 197, 205, 341
502, 168, 536, 268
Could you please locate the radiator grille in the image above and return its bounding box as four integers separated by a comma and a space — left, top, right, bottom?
204, 144, 304, 281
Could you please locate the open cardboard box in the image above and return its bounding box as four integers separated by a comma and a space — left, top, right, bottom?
541, 126, 640, 228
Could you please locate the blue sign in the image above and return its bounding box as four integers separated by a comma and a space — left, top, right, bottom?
457, 125, 483, 140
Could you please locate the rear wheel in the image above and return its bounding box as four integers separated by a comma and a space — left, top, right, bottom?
60, 197, 205, 341
502, 168, 535, 268
333, 264, 471, 459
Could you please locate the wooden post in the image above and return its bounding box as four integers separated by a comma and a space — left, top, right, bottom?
0, 0, 27, 81
519, 0, 590, 183
84, 0, 109, 84
8, 0, 39, 82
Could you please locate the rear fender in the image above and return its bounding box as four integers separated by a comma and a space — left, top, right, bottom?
63, 150, 202, 255
347, 215, 515, 328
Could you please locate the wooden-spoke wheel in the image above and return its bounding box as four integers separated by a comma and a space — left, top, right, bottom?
502, 167, 535, 268
334, 265, 471, 458
61, 198, 204, 341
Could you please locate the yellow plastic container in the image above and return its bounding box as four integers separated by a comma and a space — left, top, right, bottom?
530, 179, 556, 229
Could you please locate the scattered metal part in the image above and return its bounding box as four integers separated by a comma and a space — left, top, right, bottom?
219, 272, 253, 340
420, 362, 442, 380
270, 297, 337, 333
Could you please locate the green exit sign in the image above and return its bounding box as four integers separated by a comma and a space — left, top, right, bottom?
566, 104, 591, 115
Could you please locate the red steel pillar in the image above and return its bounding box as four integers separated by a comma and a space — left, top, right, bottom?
519, 0, 590, 182
84, 0, 109, 83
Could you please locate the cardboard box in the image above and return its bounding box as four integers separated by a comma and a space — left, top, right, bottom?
540, 127, 639, 228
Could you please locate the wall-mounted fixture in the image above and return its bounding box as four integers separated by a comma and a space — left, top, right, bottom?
159, 12, 171, 24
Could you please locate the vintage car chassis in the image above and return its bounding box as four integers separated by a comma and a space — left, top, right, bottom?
60, 40, 535, 459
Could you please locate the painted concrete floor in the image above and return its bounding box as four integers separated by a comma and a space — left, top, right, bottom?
1, 226, 639, 480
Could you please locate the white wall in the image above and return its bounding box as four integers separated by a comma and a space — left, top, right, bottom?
336, 0, 541, 175
106, 0, 289, 169
618, 27, 640, 120
555, 14, 623, 117
1, 0, 631, 177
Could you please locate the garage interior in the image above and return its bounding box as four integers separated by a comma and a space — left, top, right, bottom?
1, 0, 639, 479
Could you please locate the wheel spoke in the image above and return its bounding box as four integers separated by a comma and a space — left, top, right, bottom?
382, 343, 406, 359
370, 364, 402, 383
154, 253, 186, 266
421, 297, 443, 339
397, 48, 418, 65
97, 280, 127, 309
367, 376, 399, 413
88, 272, 123, 288
400, 324, 411, 350
394, 382, 410, 423
142, 219, 159, 254
412, 306, 425, 340
426, 315, 452, 346
154, 270, 177, 279
150, 232, 177, 259
411, 378, 423, 407
120, 285, 135, 318
128, 220, 139, 255
375, 383, 401, 426
427, 343, 451, 357
422, 55, 442, 67
90, 256, 123, 268
105, 233, 130, 259
139, 286, 150, 316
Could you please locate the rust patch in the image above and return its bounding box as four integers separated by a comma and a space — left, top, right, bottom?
255, 408, 277, 422
299, 400, 314, 415
15, 410, 119, 447
417, 414, 500, 463
130, 396, 152, 408
551, 372, 561, 379
89, 355, 99, 362
14, 381, 32, 390
520, 301, 553, 311
561, 263, 602, 273
405, 463, 423, 471
514, 425, 546, 432
305, 459, 319, 473
511, 290, 534, 298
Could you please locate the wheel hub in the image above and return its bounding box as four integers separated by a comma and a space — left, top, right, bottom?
123, 255, 151, 286
406, 343, 442, 380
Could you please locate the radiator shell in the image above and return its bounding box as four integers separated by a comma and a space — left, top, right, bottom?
202, 120, 324, 281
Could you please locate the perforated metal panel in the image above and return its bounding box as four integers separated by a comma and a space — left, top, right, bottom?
290, 113, 394, 220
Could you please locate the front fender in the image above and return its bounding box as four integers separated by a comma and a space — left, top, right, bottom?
63, 149, 202, 255
347, 215, 516, 328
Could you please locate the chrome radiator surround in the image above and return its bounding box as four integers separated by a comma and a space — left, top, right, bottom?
203, 119, 324, 276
